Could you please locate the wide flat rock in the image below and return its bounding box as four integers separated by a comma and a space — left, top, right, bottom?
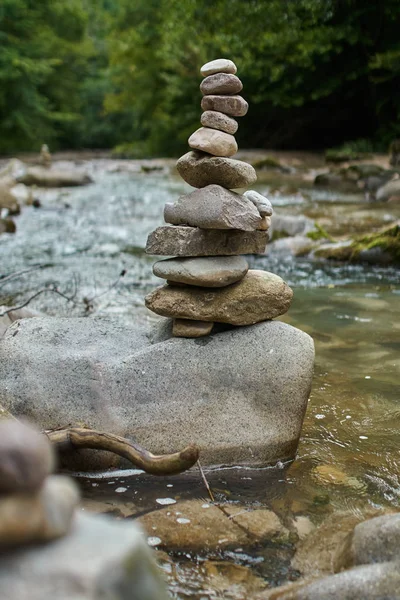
153, 255, 249, 287
164, 184, 263, 230
200, 73, 243, 95
146, 226, 268, 256
201, 95, 248, 117
145, 270, 293, 325
188, 127, 237, 157
176, 151, 257, 189
0, 317, 314, 470
0, 512, 167, 600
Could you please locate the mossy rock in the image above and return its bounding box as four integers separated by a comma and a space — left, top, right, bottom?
307, 223, 334, 242
325, 148, 372, 163
252, 156, 291, 173
315, 221, 400, 264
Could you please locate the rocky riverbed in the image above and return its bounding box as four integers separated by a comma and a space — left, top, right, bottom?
1, 152, 400, 598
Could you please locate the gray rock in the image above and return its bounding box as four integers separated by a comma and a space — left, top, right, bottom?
0, 317, 314, 470
200, 110, 238, 134
172, 319, 213, 338
176, 151, 257, 189
200, 58, 237, 77
201, 95, 248, 117
270, 214, 316, 238
200, 73, 243, 95
164, 185, 263, 231
279, 561, 400, 600
0, 420, 54, 493
145, 270, 293, 325
0, 512, 168, 600
339, 513, 400, 569
0, 475, 79, 547
16, 166, 92, 188
376, 178, 400, 201
146, 226, 268, 256
244, 190, 273, 216
153, 256, 249, 287
188, 127, 238, 157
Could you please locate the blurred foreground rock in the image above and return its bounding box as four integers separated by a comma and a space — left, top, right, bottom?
0, 316, 314, 471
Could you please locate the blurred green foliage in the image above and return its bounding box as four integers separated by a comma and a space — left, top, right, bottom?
0, 0, 399, 154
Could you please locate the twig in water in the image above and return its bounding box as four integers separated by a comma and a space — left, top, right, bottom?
0, 264, 48, 288
82, 269, 127, 313
0, 284, 77, 317
197, 459, 215, 502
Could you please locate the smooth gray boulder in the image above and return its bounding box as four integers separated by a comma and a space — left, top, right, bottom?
0, 512, 168, 600
0, 317, 314, 471
176, 151, 257, 189
153, 256, 249, 287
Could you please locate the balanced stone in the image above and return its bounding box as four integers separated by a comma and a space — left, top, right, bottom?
0, 476, 79, 547
259, 216, 271, 230
164, 185, 263, 231
176, 151, 257, 189
146, 226, 268, 256
201, 58, 237, 77
153, 256, 249, 287
0, 420, 54, 494
172, 319, 213, 338
201, 110, 238, 134
188, 127, 237, 157
201, 95, 248, 117
200, 73, 243, 96
244, 190, 273, 217
145, 270, 293, 326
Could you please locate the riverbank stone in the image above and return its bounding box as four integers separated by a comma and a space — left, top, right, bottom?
0, 512, 168, 600
201, 95, 248, 117
146, 226, 268, 256
200, 73, 243, 96
164, 184, 263, 231
201, 58, 237, 77
0, 317, 314, 470
201, 110, 238, 134
0, 420, 54, 494
145, 270, 293, 325
176, 151, 257, 189
188, 127, 238, 157
153, 255, 249, 287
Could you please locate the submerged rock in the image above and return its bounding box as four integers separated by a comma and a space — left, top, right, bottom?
0, 513, 168, 600
0, 317, 314, 470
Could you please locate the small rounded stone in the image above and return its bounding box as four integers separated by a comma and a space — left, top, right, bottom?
188, 127, 237, 157
200, 73, 243, 96
200, 58, 237, 77
172, 319, 214, 338
244, 190, 273, 217
201, 111, 238, 135
201, 95, 248, 117
0, 420, 54, 494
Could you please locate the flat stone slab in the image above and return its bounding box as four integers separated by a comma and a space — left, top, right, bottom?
153, 256, 248, 287
164, 184, 263, 231
146, 226, 268, 256
176, 151, 257, 189
146, 270, 293, 325
201, 95, 248, 117
201, 110, 238, 134
200, 73, 243, 95
0, 512, 167, 600
201, 58, 237, 77
0, 317, 314, 470
188, 127, 237, 157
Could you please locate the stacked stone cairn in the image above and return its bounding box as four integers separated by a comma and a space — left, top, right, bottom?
145, 58, 293, 337
0, 419, 79, 548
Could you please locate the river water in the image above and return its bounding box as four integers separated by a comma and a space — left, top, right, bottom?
1, 159, 399, 596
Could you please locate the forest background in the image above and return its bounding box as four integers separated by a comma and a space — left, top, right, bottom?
1, 0, 399, 157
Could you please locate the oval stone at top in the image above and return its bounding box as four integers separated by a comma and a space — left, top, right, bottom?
200, 58, 237, 77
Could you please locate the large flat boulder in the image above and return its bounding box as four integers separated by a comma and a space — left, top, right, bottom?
0, 317, 314, 471
0, 512, 168, 600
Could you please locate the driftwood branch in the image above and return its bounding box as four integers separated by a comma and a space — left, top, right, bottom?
45, 427, 199, 476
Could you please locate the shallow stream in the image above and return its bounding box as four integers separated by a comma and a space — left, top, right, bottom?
1, 159, 399, 597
